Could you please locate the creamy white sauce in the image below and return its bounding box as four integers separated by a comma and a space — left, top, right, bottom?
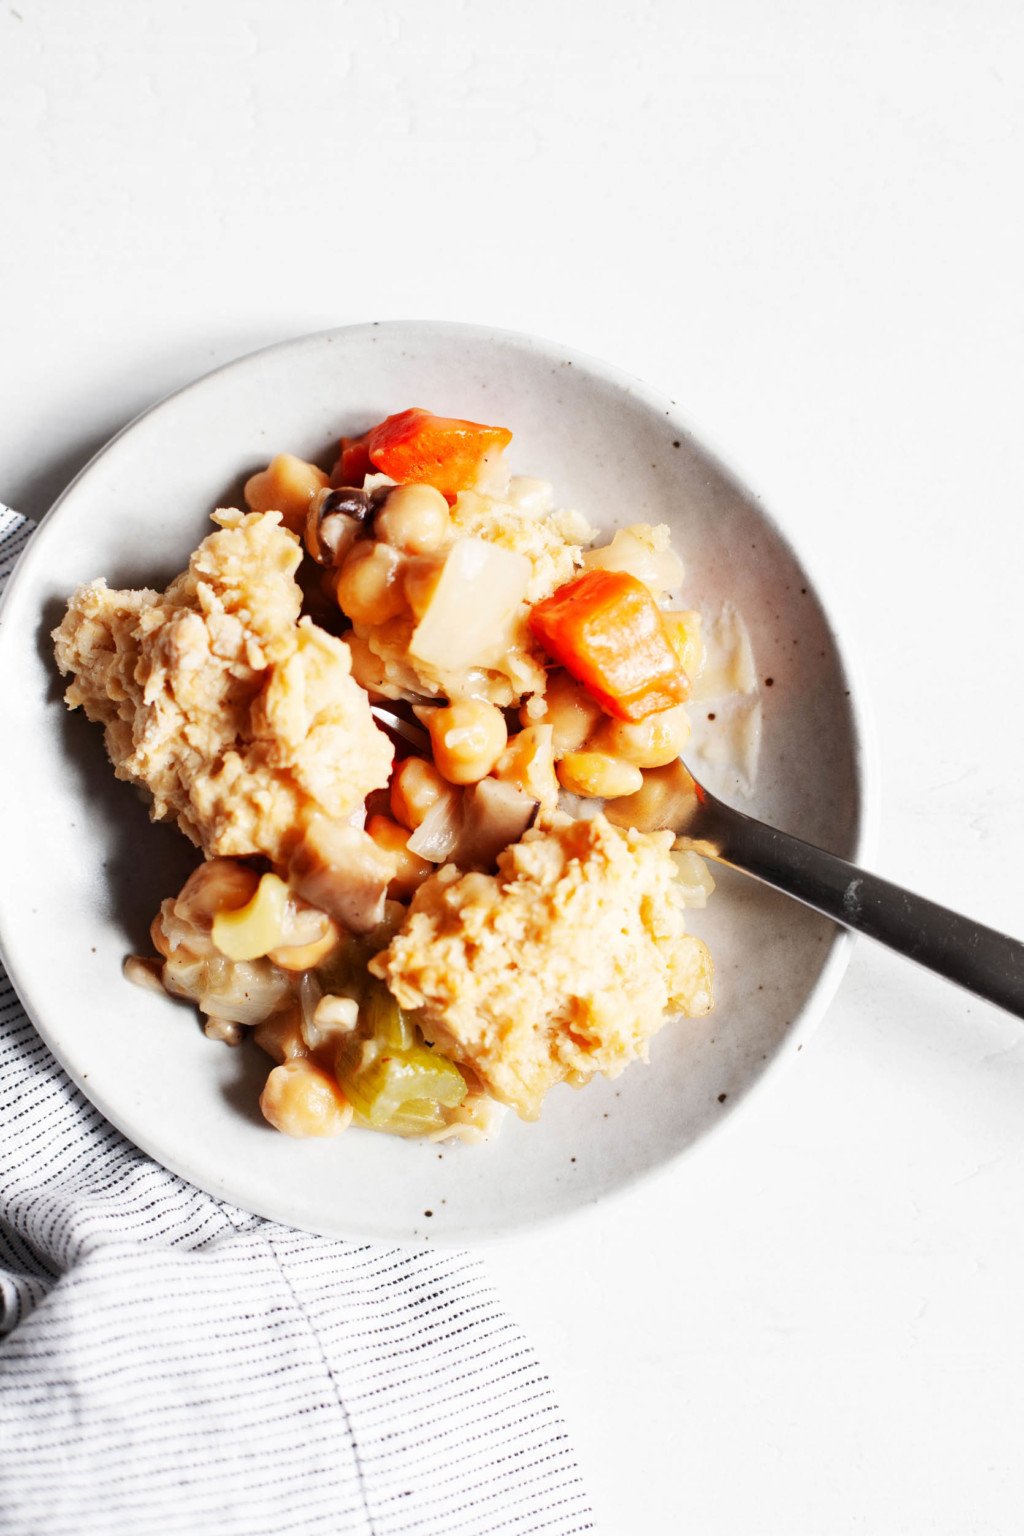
690, 601, 758, 700
685, 602, 761, 797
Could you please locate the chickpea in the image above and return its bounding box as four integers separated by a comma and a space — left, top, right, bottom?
602, 761, 698, 833
335, 541, 406, 627
374, 483, 450, 554
390, 757, 451, 830
556, 751, 644, 800
493, 725, 559, 806
175, 859, 260, 926
592, 703, 691, 769
321, 565, 344, 606
520, 670, 602, 756
424, 699, 508, 785
152, 860, 261, 960
244, 454, 328, 533
259, 1059, 352, 1137
366, 814, 434, 900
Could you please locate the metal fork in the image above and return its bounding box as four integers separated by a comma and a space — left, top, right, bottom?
371, 706, 1024, 1020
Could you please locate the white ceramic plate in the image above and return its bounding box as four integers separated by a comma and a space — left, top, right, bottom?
0, 322, 876, 1244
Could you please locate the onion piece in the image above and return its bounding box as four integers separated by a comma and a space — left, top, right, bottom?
428, 1094, 507, 1144
448, 779, 538, 871
583, 524, 684, 600
671, 849, 716, 908
688, 602, 757, 700
162, 949, 292, 1027
408, 537, 531, 671
288, 817, 397, 934
298, 970, 325, 1051
406, 788, 463, 862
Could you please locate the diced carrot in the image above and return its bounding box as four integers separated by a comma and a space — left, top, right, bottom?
365, 408, 512, 495
529, 569, 689, 722
330, 434, 372, 487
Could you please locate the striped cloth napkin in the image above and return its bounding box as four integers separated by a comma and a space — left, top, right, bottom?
0, 506, 594, 1536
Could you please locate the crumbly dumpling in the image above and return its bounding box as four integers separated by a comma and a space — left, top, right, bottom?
53, 509, 393, 862
450, 488, 592, 604
371, 813, 713, 1119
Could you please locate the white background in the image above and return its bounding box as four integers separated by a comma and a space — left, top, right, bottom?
3, 2, 1024, 1531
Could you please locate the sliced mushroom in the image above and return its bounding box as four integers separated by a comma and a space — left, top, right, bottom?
304, 487, 372, 567
287, 815, 398, 933
448, 778, 538, 872
305, 484, 398, 566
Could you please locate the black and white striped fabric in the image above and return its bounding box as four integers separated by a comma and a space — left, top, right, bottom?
0, 505, 594, 1536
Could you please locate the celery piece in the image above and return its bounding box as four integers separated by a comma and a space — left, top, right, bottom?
363, 981, 414, 1051
340, 1044, 467, 1130
376, 1099, 447, 1138
333, 1028, 375, 1083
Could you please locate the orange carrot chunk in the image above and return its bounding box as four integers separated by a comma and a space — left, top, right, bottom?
529, 569, 690, 722
364, 408, 512, 496
331, 434, 372, 487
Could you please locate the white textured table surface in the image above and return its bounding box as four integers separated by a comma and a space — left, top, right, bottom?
3, 3, 1023, 1531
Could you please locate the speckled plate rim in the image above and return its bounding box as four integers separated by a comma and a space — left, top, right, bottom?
0, 319, 880, 1246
